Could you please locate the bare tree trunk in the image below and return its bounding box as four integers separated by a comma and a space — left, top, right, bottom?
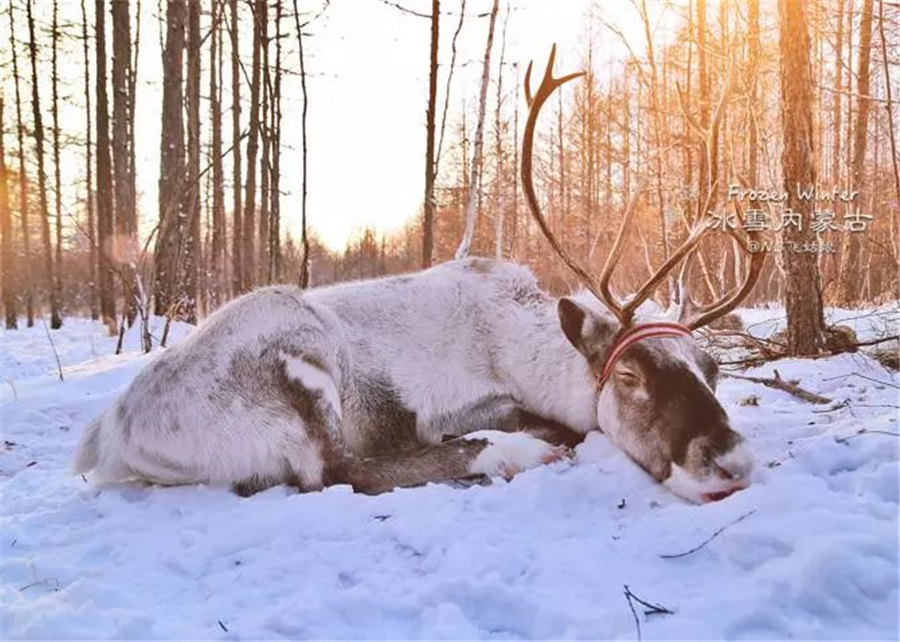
129, 0, 140, 240
696, 0, 709, 223
1, 94, 15, 329
258, 8, 270, 284
551, 85, 564, 252
638, 0, 669, 264
436, 0, 465, 175
778, 0, 826, 355
210, 0, 225, 306
878, 0, 900, 215
493, 3, 508, 260
51, 0, 63, 326
455, 0, 499, 260
229, 0, 243, 296
154, 0, 185, 316
27, 0, 62, 329
293, 0, 310, 288
241, 0, 263, 291
838, 0, 874, 305
96, 0, 117, 331
81, 0, 99, 321
183, 0, 201, 322
112, 0, 135, 322
748, 0, 759, 186
9, 3, 34, 327
510, 62, 519, 258
832, 0, 844, 186
422, 0, 439, 268
557, 89, 565, 251
270, 0, 283, 282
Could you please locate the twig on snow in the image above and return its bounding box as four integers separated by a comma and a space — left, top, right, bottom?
723, 370, 831, 404
821, 372, 900, 390
4, 379, 17, 400
622, 584, 674, 641
835, 428, 900, 444
623, 585, 642, 641
853, 334, 900, 347
659, 510, 757, 560
812, 398, 897, 417
623, 584, 674, 616
217, 620, 228, 632
19, 577, 58, 592
39, 316, 64, 382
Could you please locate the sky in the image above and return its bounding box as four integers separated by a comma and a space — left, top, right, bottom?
5, 0, 671, 252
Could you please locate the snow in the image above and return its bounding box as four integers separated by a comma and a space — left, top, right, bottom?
736, 302, 899, 343
1, 312, 898, 640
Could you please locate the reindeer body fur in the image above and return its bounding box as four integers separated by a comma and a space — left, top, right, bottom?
74, 258, 597, 493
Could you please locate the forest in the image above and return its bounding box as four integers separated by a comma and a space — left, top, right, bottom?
2, 3, 900, 639
1, 0, 898, 354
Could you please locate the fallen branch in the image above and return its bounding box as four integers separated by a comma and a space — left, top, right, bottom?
622, 583, 674, 641
835, 428, 900, 444
812, 399, 857, 417
659, 510, 757, 560
40, 316, 64, 382
623, 586, 642, 641
822, 372, 900, 390
853, 334, 900, 348
723, 370, 831, 404
623, 584, 674, 616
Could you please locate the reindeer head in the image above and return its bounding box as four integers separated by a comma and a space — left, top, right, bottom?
521, 47, 766, 504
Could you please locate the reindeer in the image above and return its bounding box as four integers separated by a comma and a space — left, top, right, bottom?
73, 49, 766, 503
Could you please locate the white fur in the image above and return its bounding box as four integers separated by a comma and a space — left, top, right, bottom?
715, 440, 755, 482
663, 464, 738, 504
73, 259, 598, 489
465, 430, 566, 478
282, 352, 343, 420
658, 336, 714, 391
663, 441, 754, 504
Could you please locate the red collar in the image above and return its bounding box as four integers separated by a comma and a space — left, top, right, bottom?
596, 322, 693, 389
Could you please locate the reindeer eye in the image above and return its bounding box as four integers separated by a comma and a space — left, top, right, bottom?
617, 370, 641, 387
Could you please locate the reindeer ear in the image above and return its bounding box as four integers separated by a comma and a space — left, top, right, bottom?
558, 298, 617, 357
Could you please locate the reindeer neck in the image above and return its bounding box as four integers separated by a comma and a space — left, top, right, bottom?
509, 297, 599, 433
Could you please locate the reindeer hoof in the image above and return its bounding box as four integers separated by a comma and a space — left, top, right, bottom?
465, 431, 569, 480
541, 444, 571, 465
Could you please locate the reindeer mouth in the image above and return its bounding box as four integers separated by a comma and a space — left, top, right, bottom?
701, 482, 748, 503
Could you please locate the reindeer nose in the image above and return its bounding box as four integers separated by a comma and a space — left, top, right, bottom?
702, 442, 755, 502
714, 440, 755, 482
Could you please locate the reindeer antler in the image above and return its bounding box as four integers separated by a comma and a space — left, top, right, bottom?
521, 46, 767, 330
675, 193, 769, 329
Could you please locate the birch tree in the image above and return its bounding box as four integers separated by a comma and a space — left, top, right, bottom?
454, 0, 500, 260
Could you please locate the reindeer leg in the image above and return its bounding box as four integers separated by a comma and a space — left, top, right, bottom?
328, 431, 568, 495
430, 394, 588, 449
514, 411, 590, 449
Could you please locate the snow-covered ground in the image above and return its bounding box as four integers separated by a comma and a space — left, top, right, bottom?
1, 310, 898, 640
